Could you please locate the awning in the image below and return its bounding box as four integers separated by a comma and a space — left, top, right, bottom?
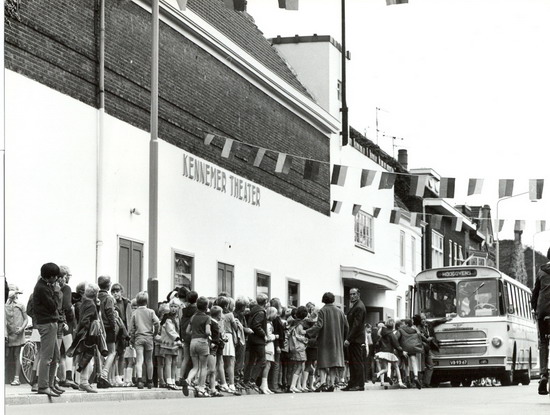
340, 266, 398, 291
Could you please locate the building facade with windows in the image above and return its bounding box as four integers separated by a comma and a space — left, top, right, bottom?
4, 0, 349, 306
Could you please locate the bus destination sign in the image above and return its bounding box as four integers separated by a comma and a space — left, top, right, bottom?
436, 269, 478, 278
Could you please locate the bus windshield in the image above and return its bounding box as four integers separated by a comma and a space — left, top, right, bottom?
417, 279, 501, 318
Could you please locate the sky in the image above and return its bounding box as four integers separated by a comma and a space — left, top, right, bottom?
246, 0, 550, 254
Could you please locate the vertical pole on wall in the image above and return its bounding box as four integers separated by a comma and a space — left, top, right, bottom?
96, 0, 105, 281
148, 0, 159, 312
340, 0, 348, 146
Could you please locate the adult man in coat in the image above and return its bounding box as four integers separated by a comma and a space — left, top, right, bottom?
531, 247, 550, 395
342, 288, 367, 391
243, 293, 268, 389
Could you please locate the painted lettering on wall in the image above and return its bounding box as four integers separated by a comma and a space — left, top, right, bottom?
183, 154, 260, 207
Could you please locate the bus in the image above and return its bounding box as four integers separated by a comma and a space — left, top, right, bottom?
411, 266, 537, 387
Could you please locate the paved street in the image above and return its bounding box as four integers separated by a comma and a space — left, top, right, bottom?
5, 383, 549, 415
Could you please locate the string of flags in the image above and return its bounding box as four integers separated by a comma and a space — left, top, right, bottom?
332, 202, 548, 233
201, 131, 546, 201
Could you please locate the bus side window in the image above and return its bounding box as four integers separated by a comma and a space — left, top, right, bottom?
505, 282, 514, 314
498, 281, 506, 315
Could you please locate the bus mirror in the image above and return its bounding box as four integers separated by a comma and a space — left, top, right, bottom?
507, 305, 515, 314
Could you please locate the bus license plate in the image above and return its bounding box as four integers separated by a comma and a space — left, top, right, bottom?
449, 360, 468, 366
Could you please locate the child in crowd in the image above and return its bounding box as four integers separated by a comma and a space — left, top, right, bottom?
302, 307, 318, 391
207, 305, 225, 397
122, 299, 138, 386
375, 319, 406, 389
288, 306, 308, 393
155, 302, 170, 387
5, 285, 28, 386
259, 306, 279, 394
220, 296, 240, 394
183, 296, 211, 398
129, 291, 160, 389
160, 299, 182, 390
398, 318, 423, 389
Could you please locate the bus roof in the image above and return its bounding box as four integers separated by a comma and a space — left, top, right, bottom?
415, 266, 531, 292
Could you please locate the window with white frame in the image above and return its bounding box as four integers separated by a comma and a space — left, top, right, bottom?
411, 236, 416, 274
400, 231, 406, 272
454, 242, 458, 265
432, 231, 444, 268
396, 296, 402, 318
355, 210, 374, 250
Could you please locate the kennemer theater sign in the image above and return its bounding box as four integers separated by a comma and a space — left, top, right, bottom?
183, 154, 260, 206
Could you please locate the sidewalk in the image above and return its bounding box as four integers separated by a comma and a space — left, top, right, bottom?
4, 382, 406, 405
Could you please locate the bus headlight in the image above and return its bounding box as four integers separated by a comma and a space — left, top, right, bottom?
491, 337, 502, 348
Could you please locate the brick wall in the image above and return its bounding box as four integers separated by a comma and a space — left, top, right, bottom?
5, 0, 330, 215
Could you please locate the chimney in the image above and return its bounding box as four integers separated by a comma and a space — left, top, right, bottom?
398, 149, 408, 170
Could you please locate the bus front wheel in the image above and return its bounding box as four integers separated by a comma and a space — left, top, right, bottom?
499, 370, 513, 386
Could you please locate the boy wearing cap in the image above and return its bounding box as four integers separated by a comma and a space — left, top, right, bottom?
5, 284, 28, 385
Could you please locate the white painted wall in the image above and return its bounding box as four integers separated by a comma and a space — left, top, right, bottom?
5, 71, 342, 307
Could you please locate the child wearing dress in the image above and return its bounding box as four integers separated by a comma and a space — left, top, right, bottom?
160, 300, 182, 390
122, 299, 138, 386
374, 319, 405, 389
259, 306, 279, 394
288, 306, 309, 393
129, 291, 160, 389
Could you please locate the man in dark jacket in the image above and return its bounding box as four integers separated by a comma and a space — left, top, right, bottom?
243, 293, 268, 389
343, 288, 367, 391
419, 313, 452, 387
97, 275, 116, 388
33, 262, 63, 397
531, 247, 550, 395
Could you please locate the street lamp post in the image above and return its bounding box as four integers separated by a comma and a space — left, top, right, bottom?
495, 191, 530, 270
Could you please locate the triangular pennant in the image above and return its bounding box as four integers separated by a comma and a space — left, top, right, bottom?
498, 179, 514, 198
452, 217, 463, 232
176, 0, 188, 10
331, 201, 342, 214
439, 177, 456, 198
536, 220, 547, 233
352, 204, 362, 216
360, 169, 377, 188
467, 178, 484, 195
279, 0, 299, 10
410, 212, 422, 227
529, 179, 544, 201
253, 148, 266, 167
303, 160, 320, 182
204, 133, 215, 146
430, 214, 442, 229
386, 0, 408, 4
514, 220, 526, 231
373, 207, 381, 218
331, 165, 348, 186
497, 219, 505, 232
221, 138, 234, 158
389, 209, 401, 224
379, 172, 396, 190
409, 175, 428, 197
275, 153, 292, 174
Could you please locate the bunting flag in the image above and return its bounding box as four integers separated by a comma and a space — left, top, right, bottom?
495, 219, 504, 233
373, 207, 381, 218
204, 133, 215, 146
430, 214, 442, 229
410, 212, 422, 227
176, 0, 188, 10
223, 0, 246, 11
467, 178, 484, 195
278, 0, 299, 10
389, 209, 401, 224
275, 153, 292, 174
529, 179, 544, 201
303, 159, 320, 182
253, 148, 266, 167
221, 138, 234, 158
379, 172, 396, 190
498, 179, 514, 198
331, 165, 348, 186
536, 220, 547, 233
386, 0, 408, 4
514, 220, 526, 231
439, 177, 456, 198
409, 175, 428, 197
360, 169, 377, 188
451, 217, 463, 232
331, 201, 342, 214
352, 204, 362, 216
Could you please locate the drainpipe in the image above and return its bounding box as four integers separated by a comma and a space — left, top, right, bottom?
96, 0, 105, 281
